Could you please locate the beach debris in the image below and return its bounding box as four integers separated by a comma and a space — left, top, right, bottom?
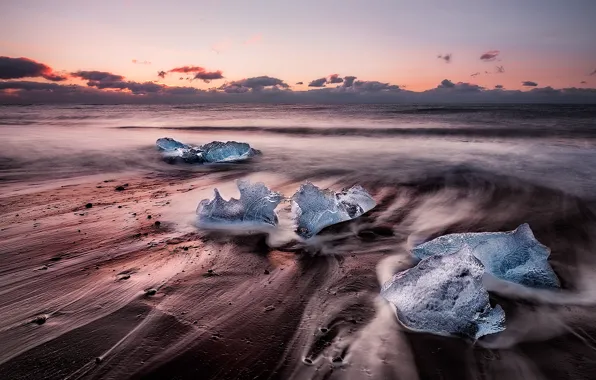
196, 180, 283, 227
381, 247, 506, 339
291, 183, 376, 239
156, 137, 261, 164
31, 315, 47, 325
412, 223, 560, 289
203, 269, 219, 277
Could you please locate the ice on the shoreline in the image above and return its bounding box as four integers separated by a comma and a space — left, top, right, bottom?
156, 138, 260, 164
196, 180, 283, 226
200, 141, 261, 163
412, 223, 560, 289
156, 137, 189, 151
291, 183, 376, 239
381, 248, 506, 339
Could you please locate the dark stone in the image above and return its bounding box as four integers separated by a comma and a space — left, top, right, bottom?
31, 315, 47, 325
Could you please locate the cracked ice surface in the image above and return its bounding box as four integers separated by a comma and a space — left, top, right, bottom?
381, 248, 506, 339
200, 141, 261, 163
412, 224, 560, 289
196, 180, 283, 227
156, 137, 189, 151
291, 183, 376, 239
156, 138, 260, 164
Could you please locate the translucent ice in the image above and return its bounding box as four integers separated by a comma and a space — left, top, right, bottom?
196, 180, 283, 227
155, 138, 260, 164
412, 224, 560, 289
381, 248, 506, 339
200, 141, 261, 163
156, 137, 203, 163
291, 183, 376, 239
156, 137, 189, 151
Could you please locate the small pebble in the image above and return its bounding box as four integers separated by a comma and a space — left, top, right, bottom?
31, 315, 47, 325
85, 203, 93, 209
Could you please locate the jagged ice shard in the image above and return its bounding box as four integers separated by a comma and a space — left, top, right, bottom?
156, 137, 189, 151
291, 183, 376, 239
381, 248, 506, 340
196, 180, 283, 227
412, 223, 560, 289
156, 138, 261, 164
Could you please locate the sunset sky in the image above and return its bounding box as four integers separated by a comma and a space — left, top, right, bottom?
1, 0, 595, 103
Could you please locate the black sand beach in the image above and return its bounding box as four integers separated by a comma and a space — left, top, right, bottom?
2, 104, 596, 379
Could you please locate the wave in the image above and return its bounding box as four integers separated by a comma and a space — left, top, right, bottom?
117, 124, 596, 139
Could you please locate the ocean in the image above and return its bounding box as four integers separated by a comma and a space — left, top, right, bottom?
1, 103, 596, 379
2, 104, 596, 194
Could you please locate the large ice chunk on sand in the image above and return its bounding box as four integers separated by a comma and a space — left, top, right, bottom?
412, 224, 559, 289
156, 138, 260, 164
291, 183, 376, 239
381, 248, 506, 339
196, 180, 283, 227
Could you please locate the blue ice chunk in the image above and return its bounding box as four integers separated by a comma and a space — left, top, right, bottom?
381, 248, 506, 340
291, 183, 376, 239
196, 180, 283, 226
412, 223, 560, 289
200, 141, 261, 163
156, 137, 189, 151
156, 138, 260, 164
156, 137, 204, 163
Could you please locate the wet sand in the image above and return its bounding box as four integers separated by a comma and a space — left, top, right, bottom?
2, 162, 596, 380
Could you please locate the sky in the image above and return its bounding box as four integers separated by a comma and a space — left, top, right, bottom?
1, 0, 595, 103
